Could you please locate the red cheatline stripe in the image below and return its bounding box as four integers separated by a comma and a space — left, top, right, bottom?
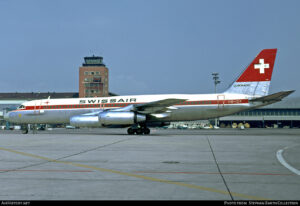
133, 171, 295, 176
18, 99, 249, 111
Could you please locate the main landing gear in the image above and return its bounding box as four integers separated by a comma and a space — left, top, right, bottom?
127, 125, 150, 135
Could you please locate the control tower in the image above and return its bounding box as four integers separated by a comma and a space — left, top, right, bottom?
79, 56, 109, 98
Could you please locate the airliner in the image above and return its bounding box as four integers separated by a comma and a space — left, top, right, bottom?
5, 49, 294, 134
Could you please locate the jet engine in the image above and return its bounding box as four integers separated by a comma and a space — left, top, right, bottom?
99, 111, 146, 126
70, 115, 100, 127
70, 111, 146, 127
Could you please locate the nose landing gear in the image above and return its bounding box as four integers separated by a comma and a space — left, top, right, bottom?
21, 124, 29, 134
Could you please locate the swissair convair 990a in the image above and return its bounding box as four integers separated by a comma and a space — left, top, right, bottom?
5, 49, 294, 134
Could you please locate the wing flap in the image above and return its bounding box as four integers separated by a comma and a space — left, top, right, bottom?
135, 98, 187, 114
81, 98, 187, 115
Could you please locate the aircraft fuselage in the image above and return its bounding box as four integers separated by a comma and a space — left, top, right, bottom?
6, 93, 260, 125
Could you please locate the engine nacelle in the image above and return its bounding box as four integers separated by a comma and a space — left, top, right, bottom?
99, 111, 146, 126
70, 111, 146, 127
70, 115, 101, 127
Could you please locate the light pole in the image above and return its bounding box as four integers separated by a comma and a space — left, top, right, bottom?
212, 73, 221, 128
212, 72, 221, 93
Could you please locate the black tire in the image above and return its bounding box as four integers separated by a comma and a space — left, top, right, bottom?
143, 128, 150, 135
127, 128, 135, 135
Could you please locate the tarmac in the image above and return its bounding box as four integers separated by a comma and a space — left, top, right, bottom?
0, 128, 299, 200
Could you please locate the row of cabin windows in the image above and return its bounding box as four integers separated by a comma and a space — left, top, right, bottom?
182, 101, 213, 105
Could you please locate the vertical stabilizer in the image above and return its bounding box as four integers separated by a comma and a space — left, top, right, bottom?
225, 49, 277, 97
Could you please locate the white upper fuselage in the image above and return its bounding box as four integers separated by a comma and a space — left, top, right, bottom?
22, 93, 251, 108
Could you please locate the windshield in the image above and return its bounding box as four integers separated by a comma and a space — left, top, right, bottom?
18, 105, 25, 110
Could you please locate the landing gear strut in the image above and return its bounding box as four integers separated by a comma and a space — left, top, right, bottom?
21, 124, 29, 134
127, 126, 150, 135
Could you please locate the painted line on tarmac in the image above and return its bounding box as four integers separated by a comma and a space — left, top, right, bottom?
134, 171, 295, 176
276, 147, 300, 176
0, 146, 269, 200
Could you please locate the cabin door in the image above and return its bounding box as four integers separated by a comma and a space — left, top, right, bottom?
217, 95, 225, 109
34, 100, 43, 115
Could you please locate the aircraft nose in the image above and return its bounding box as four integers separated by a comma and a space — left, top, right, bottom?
4, 112, 10, 121
4, 111, 16, 122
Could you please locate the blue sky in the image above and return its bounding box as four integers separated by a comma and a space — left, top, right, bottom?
0, 0, 299, 96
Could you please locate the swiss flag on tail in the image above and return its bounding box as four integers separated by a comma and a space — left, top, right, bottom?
236, 49, 277, 82
225, 49, 278, 96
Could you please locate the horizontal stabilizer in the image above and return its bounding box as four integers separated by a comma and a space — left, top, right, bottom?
249, 90, 295, 103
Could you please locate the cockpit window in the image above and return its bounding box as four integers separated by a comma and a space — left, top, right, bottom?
18, 105, 25, 110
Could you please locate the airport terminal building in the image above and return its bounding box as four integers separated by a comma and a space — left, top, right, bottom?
218, 97, 300, 128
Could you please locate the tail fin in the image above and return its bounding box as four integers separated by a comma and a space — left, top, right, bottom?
225, 49, 277, 97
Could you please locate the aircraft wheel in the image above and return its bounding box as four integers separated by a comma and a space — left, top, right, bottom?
143, 128, 150, 135
127, 128, 135, 135
136, 128, 143, 135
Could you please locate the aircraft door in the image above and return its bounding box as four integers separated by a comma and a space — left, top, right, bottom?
34, 100, 43, 115
217, 95, 225, 109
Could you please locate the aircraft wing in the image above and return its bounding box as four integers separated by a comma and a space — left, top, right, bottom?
134, 98, 187, 114
249, 90, 295, 103
112, 98, 187, 114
